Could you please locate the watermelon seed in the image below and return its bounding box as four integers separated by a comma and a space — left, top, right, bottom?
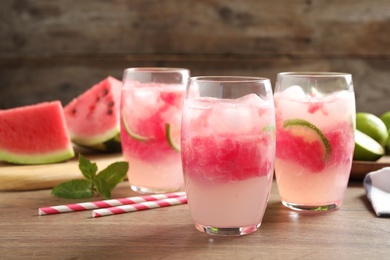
102, 88, 108, 96
108, 101, 114, 107
71, 108, 77, 115
107, 109, 113, 115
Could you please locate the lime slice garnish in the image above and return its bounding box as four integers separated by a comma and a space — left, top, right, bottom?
354, 129, 384, 161
122, 116, 149, 142
165, 123, 180, 152
283, 119, 331, 161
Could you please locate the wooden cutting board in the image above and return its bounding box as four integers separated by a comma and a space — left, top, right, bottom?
0, 153, 124, 191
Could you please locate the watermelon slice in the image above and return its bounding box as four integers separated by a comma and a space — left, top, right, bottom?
0, 101, 75, 164
64, 76, 122, 152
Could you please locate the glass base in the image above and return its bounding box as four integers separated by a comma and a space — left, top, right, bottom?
194, 223, 261, 236
130, 185, 181, 194
282, 201, 341, 211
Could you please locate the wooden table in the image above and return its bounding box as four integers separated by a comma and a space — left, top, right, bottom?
1, 180, 389, 260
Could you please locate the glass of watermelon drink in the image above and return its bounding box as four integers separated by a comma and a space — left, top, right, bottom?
274, 72, 356, 211
120, 68, 190, 193
181, 76, 276, 236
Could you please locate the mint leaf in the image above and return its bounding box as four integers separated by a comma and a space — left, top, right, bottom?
93, 177, 112, 200
96, 161, 128, 191
51, 179, 93, 199
78, 154, 98, 181
51, 154, 129, 199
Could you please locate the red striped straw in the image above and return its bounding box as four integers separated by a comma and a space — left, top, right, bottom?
38, 191, 186, 216
92, 196, 188, 218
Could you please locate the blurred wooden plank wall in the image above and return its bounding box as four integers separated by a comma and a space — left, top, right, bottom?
1, 0, 390, 115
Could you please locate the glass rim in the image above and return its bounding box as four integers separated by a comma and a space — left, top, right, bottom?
188, 76, 271, 83
277, 72, 351, 78
124, 67, 190, 74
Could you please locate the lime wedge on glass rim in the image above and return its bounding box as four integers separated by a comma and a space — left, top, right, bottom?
353, 129, 384, 161
283, 119, 332, 161
122, 115, 149, 142
165, 123, 181, 152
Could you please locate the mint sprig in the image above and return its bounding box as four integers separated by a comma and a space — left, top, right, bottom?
51, 154, 128, 199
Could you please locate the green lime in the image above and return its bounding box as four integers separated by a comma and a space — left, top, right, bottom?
165, 123, 180, 152
387, 132, 390, 153
283, 119, 331, 161
354, 129, 384, 161
356, 112, 388, 148
122, 116, 149, 142
380, 111, 390, 131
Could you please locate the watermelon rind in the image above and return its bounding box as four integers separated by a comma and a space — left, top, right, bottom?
82, 134, 122, 152
0, 146, 74, 165
69, 127, 120, 147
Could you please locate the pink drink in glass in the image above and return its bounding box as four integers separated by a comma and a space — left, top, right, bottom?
181, 76, 275, 236
120, 68, 189, 193
274, 73, 355, 211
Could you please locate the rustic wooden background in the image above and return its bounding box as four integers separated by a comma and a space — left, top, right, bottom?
1, 0, 390, 115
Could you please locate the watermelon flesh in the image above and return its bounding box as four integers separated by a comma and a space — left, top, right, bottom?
64, 76, 122, 151
0, 101, 75, 164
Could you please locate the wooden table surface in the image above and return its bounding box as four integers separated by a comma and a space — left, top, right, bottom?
1, 179, 389, 260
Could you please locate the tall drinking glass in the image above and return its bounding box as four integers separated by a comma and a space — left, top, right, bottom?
274, 72, 355, 211
181, 76, 275, 236
120, 68, 190, 193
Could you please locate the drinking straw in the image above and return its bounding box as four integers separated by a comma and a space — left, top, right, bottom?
92, 196, 188, 218
38, 191, 186, 215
